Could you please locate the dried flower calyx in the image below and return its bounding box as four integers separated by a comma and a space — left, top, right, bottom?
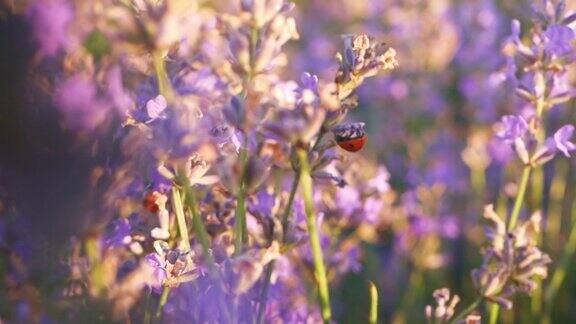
336, 34, 398, 99
425, 288, 460, 324
471, 205, 551, 309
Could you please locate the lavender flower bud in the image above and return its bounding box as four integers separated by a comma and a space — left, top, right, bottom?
336, 34, 398, 99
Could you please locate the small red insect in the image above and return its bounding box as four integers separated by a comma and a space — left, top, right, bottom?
332, 122, 367, 152
143, 191, 160, 213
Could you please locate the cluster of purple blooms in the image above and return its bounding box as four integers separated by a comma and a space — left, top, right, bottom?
1, 0, 576, 323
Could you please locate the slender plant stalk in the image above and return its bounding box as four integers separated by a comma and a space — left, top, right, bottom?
235, 23, 260, 254
181, 179, 234, 323
182, 183, 211, 261
449, 298, 482, 324
234, 143, 249, 255
256, 128, 321, 324
85, 236, 105, 295
369, 281, 378, 324
152, 50, 174, 101
530, 95, 549, 319
143, 290, 152, 324
154, 186, 191, 319
256, 261, 274, 324
471, 167, 486, 202
311, 128, 326, 151
256, 174, 300, 324
297, 147, 331, 323
171, 186, 191, 251
488, 302, 499, 324
499, 71, 546, 321
281, 175, 301, 240
155, 286, 171, 321
507, 165, 532, 231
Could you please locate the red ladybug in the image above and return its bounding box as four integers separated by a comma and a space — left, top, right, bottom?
337, 134, 367, 152
332, 122, 367, 152
143, 191, 160, 213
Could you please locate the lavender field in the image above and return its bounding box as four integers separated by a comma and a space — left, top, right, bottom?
1, 0, 576, 323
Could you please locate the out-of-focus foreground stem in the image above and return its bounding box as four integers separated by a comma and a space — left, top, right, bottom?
152, 50, 174, 101
369, 281, 378, 324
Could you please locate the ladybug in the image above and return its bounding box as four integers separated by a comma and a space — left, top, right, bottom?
332, 122, 367, 152
143, 190, 160, 213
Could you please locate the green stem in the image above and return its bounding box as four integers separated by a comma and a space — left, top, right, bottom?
256, 260, 274, 324
471, 167, 486, 203
143, 290, 152, 324
171, 187, 191, 251
493, 164, 531, 324
449, 298, 482, 324
297, 148, 331, 323
155, 286, 171, 321
152, 51, 173, 101
281, 175, 301, 241
369, 281, 378, 324
311, 129, 327, 152
495, 70, 546, 323
234, 144, 249, 255
530, 99, 548, 319
181, 182, 233, 323
85, 236, 104, 296
183, 185, 211, 261
249, 26, 259, 77
488, 302, 499, 324
507, 165, 532, 231
256, 174, 300, 324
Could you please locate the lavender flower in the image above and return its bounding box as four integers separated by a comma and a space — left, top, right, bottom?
497, 115, 529, 144
496, 115, 533, 164
471, 205, 551, 309
532, 124, 576, 164
547, 124, 576, 157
